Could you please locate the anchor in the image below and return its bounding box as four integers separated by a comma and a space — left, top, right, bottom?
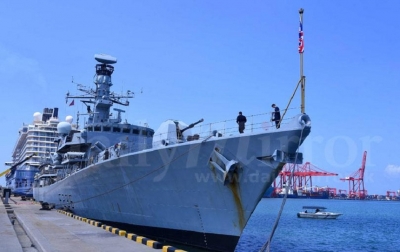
209, 149, 239, 185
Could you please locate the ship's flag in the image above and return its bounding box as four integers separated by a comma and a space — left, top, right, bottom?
69, 100, 75, 106
298, 19, 304, 53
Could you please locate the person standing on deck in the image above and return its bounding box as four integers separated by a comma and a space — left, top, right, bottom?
104, 149, 109, 160
236, 111, 247, 133
271, 104, 281, 129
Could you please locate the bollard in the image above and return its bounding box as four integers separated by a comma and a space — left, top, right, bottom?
3, 188, 12, 204
4, 191, 10, 204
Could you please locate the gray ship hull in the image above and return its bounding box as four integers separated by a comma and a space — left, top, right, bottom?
34, 127, 309, 251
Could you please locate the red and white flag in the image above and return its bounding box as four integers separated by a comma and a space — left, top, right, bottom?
298, 20, 304, 53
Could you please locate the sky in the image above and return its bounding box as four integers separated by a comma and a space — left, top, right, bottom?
0, 1, 399, 195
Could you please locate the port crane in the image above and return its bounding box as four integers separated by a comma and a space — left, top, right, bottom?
0, 153, 36, 178
340, 151, 367, 199
274, 162, 338, 195
386, 191, 398, 200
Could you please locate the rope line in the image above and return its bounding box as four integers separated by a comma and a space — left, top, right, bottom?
258, 127, 305, 252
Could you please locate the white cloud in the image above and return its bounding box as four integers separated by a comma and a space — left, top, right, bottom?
384, 164, 400, 176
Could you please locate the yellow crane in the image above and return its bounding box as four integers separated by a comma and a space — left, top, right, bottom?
0, 153, 37, 178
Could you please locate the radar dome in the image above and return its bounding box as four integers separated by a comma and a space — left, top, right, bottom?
94, 54, 117, 64
57, 122, 72, 135
65, 115, 73, 123
33, 112, 41, 121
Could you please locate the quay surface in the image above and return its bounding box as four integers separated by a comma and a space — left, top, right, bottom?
1, 196, 183, 252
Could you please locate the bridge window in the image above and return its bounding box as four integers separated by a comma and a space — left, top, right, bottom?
141, 130, 147, 136
132, 129, 139, 135
122, 128, 131, 133
103, 126, 111, 131
94, 126, 101, 131
113, 127, 121, 132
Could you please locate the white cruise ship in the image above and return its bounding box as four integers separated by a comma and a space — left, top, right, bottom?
4, 108, 63, 197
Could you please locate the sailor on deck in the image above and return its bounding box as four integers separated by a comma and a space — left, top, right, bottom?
236, 111, 247, 134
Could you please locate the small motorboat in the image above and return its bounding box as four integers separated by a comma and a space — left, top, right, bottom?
297, 206, 342, 219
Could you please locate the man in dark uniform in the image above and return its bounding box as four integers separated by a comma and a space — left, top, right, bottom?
271, 104, 281, 129
236, 111, 247, 133
104, 149, 109, 160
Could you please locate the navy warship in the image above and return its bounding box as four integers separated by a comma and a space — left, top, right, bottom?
33, 54, 311, 251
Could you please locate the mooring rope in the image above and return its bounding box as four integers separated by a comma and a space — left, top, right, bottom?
258, 127, 306, 252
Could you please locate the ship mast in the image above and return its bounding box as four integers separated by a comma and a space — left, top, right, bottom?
279, 9, 306, 125
299, 8, 305, 113
66, 54, 134, 125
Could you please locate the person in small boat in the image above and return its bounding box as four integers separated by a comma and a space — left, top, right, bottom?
236, 111, 247, 133
315, 208, 320, 213
304, 210, 307, 213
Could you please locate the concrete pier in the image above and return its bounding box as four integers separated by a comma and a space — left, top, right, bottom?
1, 196, 185, 252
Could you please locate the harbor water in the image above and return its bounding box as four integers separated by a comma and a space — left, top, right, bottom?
235, 198, 400, 252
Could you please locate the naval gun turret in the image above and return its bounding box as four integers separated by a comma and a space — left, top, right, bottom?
153, 118, 204, 148
176, 118, 204, 141
178, 118, 204, 134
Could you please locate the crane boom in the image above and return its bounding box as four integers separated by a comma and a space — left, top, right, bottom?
0, 169, 10, 178
0, 153, 36, 178
360, 151, 367, 178
339, 151, 367, 199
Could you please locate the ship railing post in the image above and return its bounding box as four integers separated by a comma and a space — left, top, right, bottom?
224, 120, 226, 135
251, 114, 253, 133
